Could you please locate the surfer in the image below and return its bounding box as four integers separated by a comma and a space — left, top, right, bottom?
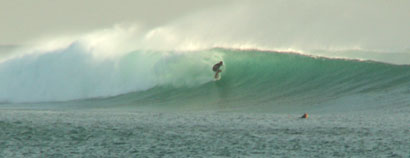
213, 61, 223, 79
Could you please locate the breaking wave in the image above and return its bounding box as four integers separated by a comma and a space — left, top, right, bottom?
1, 46, 410, 112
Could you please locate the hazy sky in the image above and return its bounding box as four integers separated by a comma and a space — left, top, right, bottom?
1, 0, 409, 53
0, 0, 231, 45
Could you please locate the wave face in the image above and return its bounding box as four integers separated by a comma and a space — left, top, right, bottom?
1, 48, 410, 112
75, 49, 410, 112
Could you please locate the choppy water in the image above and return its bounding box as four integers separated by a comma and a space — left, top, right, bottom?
0, 109, 409, 157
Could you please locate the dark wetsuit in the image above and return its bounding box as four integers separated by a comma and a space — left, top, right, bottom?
213, 62, 223, 79
213, 63, 223, 72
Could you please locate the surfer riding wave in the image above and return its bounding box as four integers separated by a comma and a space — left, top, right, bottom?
212, 61, 223, 79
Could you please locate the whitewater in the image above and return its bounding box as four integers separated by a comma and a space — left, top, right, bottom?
1, 0, 410, 157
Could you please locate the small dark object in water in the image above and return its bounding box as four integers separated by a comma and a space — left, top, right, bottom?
301, 113, 308, 119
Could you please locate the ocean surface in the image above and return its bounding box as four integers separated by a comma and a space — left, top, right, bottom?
1, 46, 409, 157
1, 109, 409, 157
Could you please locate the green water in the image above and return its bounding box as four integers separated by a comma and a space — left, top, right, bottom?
73, 49, 410, 112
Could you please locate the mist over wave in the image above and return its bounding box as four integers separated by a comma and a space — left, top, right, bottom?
0, 46, 223, 103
